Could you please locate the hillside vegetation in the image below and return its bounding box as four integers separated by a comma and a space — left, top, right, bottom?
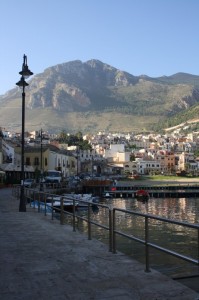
1, 60, 199, 133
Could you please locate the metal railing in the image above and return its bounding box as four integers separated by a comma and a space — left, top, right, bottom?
112, 208, 199, 273
23, 187, 114, 252
12, 185, 199, 275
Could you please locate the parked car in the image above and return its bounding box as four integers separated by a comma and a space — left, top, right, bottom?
24, 178, 35, 188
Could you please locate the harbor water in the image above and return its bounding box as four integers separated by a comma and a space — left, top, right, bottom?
72, 196, 199, 279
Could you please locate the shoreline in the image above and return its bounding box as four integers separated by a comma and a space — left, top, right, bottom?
121, 177, 199, 185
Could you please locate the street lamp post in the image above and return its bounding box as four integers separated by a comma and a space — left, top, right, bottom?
91, 149, 94, 177
76, 148, 79, 177
16, 55, 33, 212
40, 128, 43, 191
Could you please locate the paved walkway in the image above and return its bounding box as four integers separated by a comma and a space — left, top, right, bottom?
0, 188, 198, 300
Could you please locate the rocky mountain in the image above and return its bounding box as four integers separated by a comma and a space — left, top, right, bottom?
1, 59, 199, 133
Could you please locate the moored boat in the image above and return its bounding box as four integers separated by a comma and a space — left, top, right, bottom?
135, 190, 149, 202
63, 193, 100, 208
47, 195, 78, 212
102, 192, 113, 199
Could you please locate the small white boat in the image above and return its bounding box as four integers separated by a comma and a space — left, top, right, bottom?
47, 195, 78, 211
63, 193, 100, 208
102, 192, 113, 199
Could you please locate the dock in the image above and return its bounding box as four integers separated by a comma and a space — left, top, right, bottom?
80, 178, 199, 198
105, 182, 199, 198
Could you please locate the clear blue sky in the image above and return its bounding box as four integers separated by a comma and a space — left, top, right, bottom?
1, 0, 199, 95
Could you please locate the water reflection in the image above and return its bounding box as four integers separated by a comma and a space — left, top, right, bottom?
69, 196, 199, 277
117, 197, 199, 224
109, 197, 198, 277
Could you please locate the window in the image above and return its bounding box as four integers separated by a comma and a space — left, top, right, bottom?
45, 158, 47, 166
26, 157, 30, 165
34, 157, 39, 166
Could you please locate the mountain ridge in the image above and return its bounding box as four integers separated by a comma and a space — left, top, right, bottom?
1, 59, 199, 133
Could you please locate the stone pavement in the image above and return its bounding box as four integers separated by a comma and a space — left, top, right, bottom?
0, 188, 198, 300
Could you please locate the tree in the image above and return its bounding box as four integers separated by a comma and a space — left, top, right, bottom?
75, 131, 83, 140
58, 130, 68, 143
130, 153, 135, 161
58, 131, 92, 149
79, 140, 92, 150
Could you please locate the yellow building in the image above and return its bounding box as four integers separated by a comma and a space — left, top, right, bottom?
15, 146, 50, 172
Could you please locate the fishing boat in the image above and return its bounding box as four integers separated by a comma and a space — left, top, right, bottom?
46, 195, 78, 212
63, 193, 100, 208
135, 190, 149, 202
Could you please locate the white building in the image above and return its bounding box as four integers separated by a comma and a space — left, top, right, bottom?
137, 159, 161, 175
47, 149, 75, 178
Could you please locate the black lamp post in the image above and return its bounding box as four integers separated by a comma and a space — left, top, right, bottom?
16, 55, 33, 212
91, 149, 93, 177
40, 128, 43, 191
76, 147, 79, 177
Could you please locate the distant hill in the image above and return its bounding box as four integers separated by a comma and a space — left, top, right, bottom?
1, 59, 199, 133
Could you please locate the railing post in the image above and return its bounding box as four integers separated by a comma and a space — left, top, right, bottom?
51, 195, 54, 220
60, 197, 64, 225
33, 191, 36, 208
40, 191, 43, 213
109, 208, 113, 252
29, 189, 32, 207
44, 192, 47, 216
38, 191, 41, 213
72, 199, 76, 232
88, 203, 91, 240
145, 216, 150, 272
112, 208, 117, 253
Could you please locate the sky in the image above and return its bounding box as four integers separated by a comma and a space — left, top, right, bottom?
1, 0, 199, 95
